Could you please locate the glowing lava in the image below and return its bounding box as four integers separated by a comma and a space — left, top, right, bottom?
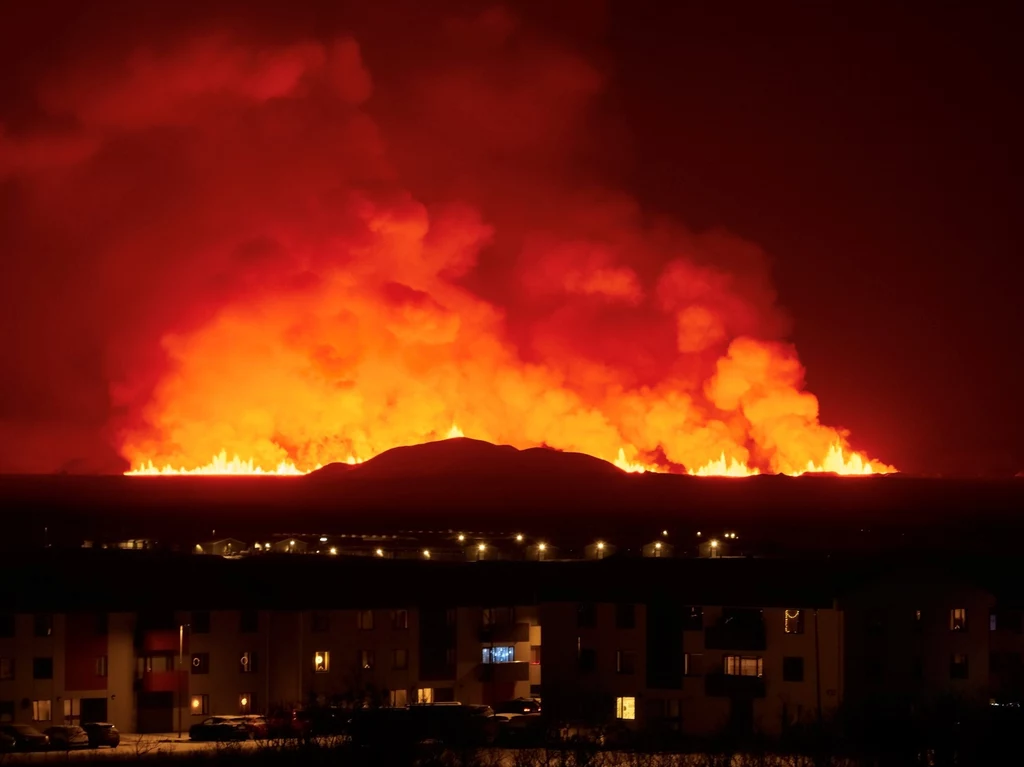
792, 442, 895, 476
126, 450, 309, 476
688, 453, 761, 478
613, 448, 658, 474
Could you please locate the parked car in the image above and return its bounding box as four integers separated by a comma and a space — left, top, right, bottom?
189, 716, 252, 741
44, 726, 90, 750
81, 722, 120, 748
240, 715, 268, 739
0, 731, 15, 752
493, 698, 541, 716
0, 724, 50, 751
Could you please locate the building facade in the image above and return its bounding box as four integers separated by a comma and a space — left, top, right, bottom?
0, 554, 1014, 736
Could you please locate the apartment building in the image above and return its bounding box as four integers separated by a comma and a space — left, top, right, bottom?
0, 551, 1015, 737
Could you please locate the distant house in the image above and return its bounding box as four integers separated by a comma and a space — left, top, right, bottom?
584, 542, 616, 560
642, 541, 674, 558
271, 539, 308, 554
195, 538, 247, 556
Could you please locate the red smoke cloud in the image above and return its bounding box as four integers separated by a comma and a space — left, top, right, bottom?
0, 2, 893, 476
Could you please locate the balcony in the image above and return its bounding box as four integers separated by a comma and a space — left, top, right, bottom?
705, 673, 766, 698
139, 670, 185, 694
141, 630, 181, 654
479, 622, 530, 643
478, 662, 531, 683
704, 613, 766, 651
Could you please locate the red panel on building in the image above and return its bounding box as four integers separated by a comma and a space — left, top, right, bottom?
143, 630, 181, 654
142, 670, 185, 694
64, 613, 109, 692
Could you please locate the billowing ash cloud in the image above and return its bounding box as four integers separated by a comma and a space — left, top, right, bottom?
0, 2, 891, 475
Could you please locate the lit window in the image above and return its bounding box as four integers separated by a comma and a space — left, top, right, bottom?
239, 694, 252, 714
723, 655, 763, 677
63, 698, 80, 723
360, 650, 374, 670
314, 651, 330, 673
240, 651, 255, 673
390, 689, 408, 707
357, 610, 374, 631
32, 699, 51, 722
191, 695, 209, 715
615, 696, 635, 720
391, 609, 409, 630
95, 656, 108, 678
482, 646, 515, 664
416, 687, 434, 704
393, 649, 408, 670
0, 657, 13, 680
950, 609, 967, 632
784, 610, 805, 634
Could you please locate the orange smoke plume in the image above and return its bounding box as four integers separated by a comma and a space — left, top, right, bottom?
0, 7, 894, 478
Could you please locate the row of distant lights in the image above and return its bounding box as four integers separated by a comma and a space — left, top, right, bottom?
245, 529, 735, 558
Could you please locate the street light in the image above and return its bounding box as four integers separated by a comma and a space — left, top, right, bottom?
515, 534, 524, 543
457, 534, 466, 543
423, 549, 431, 559
329, 547, 337, 556
375, 548, 384, 557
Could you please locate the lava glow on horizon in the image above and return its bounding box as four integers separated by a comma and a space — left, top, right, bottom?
125, 427, 894, 478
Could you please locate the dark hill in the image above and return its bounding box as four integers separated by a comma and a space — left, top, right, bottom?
310, 437, 624, 480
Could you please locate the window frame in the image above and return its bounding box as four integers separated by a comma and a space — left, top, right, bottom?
615, 696, 636, 720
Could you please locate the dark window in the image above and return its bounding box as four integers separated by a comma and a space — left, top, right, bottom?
577, 603, 597, 628
192, 612, 211, 634
0, 614, 13, 638
240, 610, 259, 633
445, 647, 456, 667
446, 608, 456, 627
34, 614, 53, 638
865, 658, 884, 682
311, 613, 329, 633
0, 700, 13, 722
578, 648, 597, 672
866, 609, 886, 636
950, 654, 969, 680
784, 610, 805, 634
682, 606, 703, 631
782, 656, 804, 682
912, 656, 924, 680
33, 657, 53, 680
482, 607, 513, 626
95, 656, 108, 677
95, 613, 108, 636
434, 687, 456, 703
616, 604, 636, 630
393, 649, 408, 670
391, 610, 408, 630
0, 657, 13, 680
616, 650, 637, 674
357, 610, 374, 630
239, 651, 256, 673
684, 652, 703, 676
913, 609, 923, 632
530, 646, 541, 665
191, 653, 210, 674
359, 650, 374, 670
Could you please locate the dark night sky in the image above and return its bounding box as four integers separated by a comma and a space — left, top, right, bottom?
0, 0, 1019, 476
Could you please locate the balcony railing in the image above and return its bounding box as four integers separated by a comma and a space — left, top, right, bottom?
140, 630, 180, 654
478, 661, 531, 683
704, 623, 766, 651
479, 622, 530, 643
705, 673, 766, 697
139, 670, 184, 694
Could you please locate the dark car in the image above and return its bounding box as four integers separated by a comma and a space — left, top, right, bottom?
82, 722, 120, 748
0, 731, 15, 752
189, 716, 252, 742
0, 724, 50, 751
44, 726, 90, 750
493, 698, 541, 716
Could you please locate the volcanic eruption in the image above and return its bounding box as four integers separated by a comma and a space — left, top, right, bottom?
0, 4, 894, 478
